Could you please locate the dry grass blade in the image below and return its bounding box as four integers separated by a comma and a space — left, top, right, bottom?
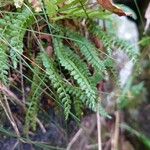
66, 128, 83, 150
0, 83, 26, 110
0, 95, 20, 137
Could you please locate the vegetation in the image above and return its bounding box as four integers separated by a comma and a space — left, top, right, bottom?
0, 0, 150, 149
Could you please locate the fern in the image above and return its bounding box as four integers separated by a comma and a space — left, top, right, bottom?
91, 26, 139, 63
8, 7, 34, 68
0, 15, 12, 85
54, 38, 97, 109
0, 7, 34, 68
0, 0, 141, 137
24, 55, 45, 132
41, 52, 71, 119
47, 0, 110, 20
43, 0, 58, 18
73, 97, 83, 118
0, 44, 9, 85
65, 85, 85, 101
65, 30, 106, 76
65, 84, 108, 117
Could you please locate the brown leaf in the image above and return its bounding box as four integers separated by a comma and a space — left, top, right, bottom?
97, 0, 129, 16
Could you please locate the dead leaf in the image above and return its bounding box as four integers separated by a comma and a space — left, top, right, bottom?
145, 2, 150, 32
97, 0, 129, 16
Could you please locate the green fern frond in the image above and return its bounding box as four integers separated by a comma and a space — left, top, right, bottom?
41, 52, 71, 119
24, 55, 45, 132
91, 26, 139, 63
0, 45, 9, 85
65, 84, 108, 117
0, 16, 12, 85
65, 30, 106, 75
0, 7, 34, 85
0, 7, 34, 68
53, 38, 97, 109
9, 7, 34, 68
43, 0, 58, 18
73, 97, 83, 118
65, 84, 87, 103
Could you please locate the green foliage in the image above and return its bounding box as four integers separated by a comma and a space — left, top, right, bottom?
0, 44, 9, 85
119, 77, 144, 109
41, 52, 72, 119
73, 97, 83, 118
122, 124, 150, 149
9, 8, 34, 68
0, 0, 140, 133
43, 0, 111, 20
54, 38, 97, 108
140, 36, 150, 47
53, 36, 108, 117
65, 30, 106, 76
0, 7, 34, 68
43, 0, 58, 18
91, 25, 139, 63
0, 7, 35, 86
24, 55, 45, 132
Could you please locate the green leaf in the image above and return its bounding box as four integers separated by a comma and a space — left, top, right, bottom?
44, 0, 58, 17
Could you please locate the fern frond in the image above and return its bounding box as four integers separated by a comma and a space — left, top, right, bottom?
43, 0, 58, 17
0, 44, 9, 85
65, 30, 106, 75
91, 26, 139, 63
41, 52, 71, 119
0, 7, 35, 86
0, 15, 12, 85
24, 55, 45, 132
65, 84, 87, 103
0, 7, 34, 68
73, 97, 83, 118
65, 84, 108, 117
53, 38, 97, 109
9, 7, 34, 68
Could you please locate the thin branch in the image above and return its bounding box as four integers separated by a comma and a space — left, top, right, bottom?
0, 95, 20, 137
97, 98, 102, 150
66, 128, 83, 150
111, 111, 120, 150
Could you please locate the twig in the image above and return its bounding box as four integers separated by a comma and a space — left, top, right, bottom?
111, 111, 120, 150
66, 128, 83, 150
0, 95, 20, 137
97, 99, 102, 150
86, 143, 98, 149
1, 83, 48, 134
12, 140, 19, 150
36, 118, 46, 133
0, 83, 26, 110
